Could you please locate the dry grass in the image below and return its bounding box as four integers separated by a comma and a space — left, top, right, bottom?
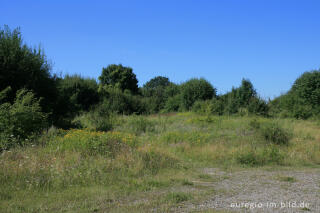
0, 113, 319, 212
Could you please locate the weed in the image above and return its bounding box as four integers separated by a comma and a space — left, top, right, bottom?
165, 192, 192, 203
278, 176, 296, 182
181, 179, 194, 186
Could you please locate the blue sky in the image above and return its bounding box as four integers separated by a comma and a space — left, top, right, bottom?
2, 0, 320, 99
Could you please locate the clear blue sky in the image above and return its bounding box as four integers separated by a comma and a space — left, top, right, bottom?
2, 0, 320, 99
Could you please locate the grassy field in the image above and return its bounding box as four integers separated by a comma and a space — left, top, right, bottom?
1, 112, 320, 212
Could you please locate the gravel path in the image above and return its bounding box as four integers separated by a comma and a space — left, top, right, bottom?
187, 168, 320, 213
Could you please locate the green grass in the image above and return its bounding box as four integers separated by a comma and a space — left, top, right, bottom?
0, 112, 320, 212
277, 176, 297, 182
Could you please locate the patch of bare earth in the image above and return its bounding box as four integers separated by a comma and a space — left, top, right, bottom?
183, 167, 320, 213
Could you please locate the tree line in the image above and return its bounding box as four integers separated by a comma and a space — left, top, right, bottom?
1, 26, 320, 148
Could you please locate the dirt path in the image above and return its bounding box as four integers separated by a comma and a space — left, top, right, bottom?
184, 167, 320, 213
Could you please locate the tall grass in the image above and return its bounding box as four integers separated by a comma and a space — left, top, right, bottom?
0, 112, 319, 212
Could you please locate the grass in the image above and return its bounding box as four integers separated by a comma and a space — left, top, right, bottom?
277, 176, 297, 183
0, 112, 320, 212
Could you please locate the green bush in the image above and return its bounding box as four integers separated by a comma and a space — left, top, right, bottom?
99, 64, 139, 94
140, 149, 179, 174
0, 88, 47, 150
260, 122, 291, 145
163, 95, 181, 112
48, 129, 131, 157
236, 145, 284, 166
0, 26, 57, 118
248, 97, 269, 116
56, 74, 99, 116
141, 76, 172, 113
72, 108, 115, 132
98, 85, 145, 114
180, 78, 216, 110
236, 151, 260, 166
165, 192, 191, 203
191, 100, 210, 114
220, 79, 269, 116
269, 70, 320, 119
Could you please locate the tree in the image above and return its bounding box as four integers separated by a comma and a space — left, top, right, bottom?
143, 76, 170, 90
237, 79, 256, 106
0, 88, 47, 151
142, 76, 171, 113
99, 64, 139, 94
180, 78, 216, 110
270, 70, 320, 119
291, 70, 320, 108
0, 25, 57, 113
56, 74, 100, 116
97, 85, 145, 114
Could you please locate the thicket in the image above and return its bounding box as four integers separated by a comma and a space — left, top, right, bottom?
270, 70, 320, 119
0, 87, 47, 151
1, 25, 320, 150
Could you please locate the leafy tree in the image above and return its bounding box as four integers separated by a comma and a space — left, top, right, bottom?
164, 95, 181, 112
0, 88, 47, 151
180, 78, 216, 110
99, 64, 139, 94
221, 79, 268, 116
56, 74, 100, 115
270, 70, 320, 119
143, 76, 170, 90
0, 25, 57, 114
291, 70, 320, 110
142, 76, 171, 113
237, 79, 257, 106
98, 85, 145, 114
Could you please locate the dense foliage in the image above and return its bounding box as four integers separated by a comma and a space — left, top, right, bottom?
56, 74, 100, 115
0, 88, 47, 151
180, 78, 216, 110
270, 70, 320, 119
1, 25, 320, 150
99, 64, 139, 94
0, 26, 57, 114
142, 76, 172, 113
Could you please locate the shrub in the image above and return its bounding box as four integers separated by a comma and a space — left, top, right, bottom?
291, 70, 320, 108
99, 64, 139, 94
210, 98, 224, 115
270, 70, 320, 119
191, 100, 209, 114
236, 145, 284, 166
163, 95, 181, 112
141, 76, 172, 113
262, 145, 284, 164
248, 97, 269, 116
98, 85, 145, 114
48, 129, 136, 157
180, 78, 216, 110
56, 74, 99, 116
0, 26, 57, 115
140, 149, 179, 174
72, 109, 115, 132
236, 151, 260, 166
220, 79, 269, 116
0, 88, 47, 151
260, 122, 291, 145
165, 192, 191, 203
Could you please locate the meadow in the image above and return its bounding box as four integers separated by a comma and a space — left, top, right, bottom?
1, 112, 319, 212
